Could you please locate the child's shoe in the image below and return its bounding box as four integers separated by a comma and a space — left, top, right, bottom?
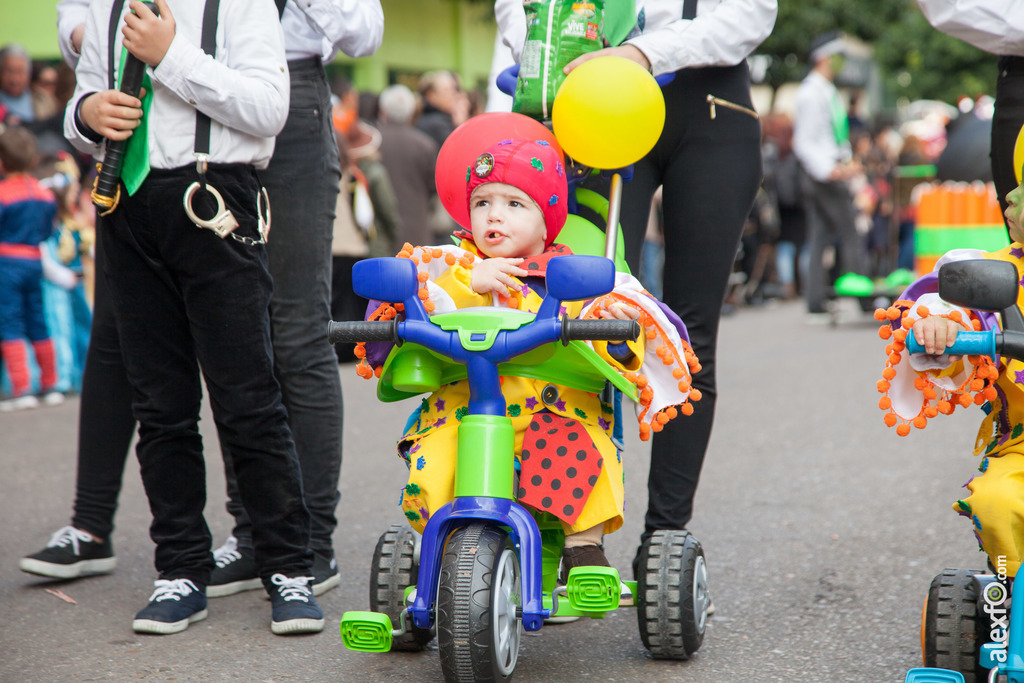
132, 579, 208, 634
0, 395, 39, 412
267, 573, 324, 635
20, 526, 116, 579
560, 544, 611, 584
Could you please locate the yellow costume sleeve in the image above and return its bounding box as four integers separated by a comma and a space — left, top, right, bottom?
432, 265, 492, 309
591, 337, 645, 373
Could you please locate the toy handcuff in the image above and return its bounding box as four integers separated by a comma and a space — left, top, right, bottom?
180, 0, 269, 245
183, 154, 271, 245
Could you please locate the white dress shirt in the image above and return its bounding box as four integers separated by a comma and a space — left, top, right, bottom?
916, 0, 1024, 56
64, 0, 289, 170
792, 70, 849, 183
281, 0, 384, 61
57, 0, 90, 68
59, 0, 384, 66
496, 0, 777, 77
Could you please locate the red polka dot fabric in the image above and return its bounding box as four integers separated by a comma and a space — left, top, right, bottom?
517, 412, 603, 525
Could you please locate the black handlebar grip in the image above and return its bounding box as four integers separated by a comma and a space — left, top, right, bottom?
93, 2, 158, 207
561, 318, 641, 343
327, 320, 399, 345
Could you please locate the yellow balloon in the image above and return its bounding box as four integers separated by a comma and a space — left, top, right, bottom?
1015, 122, 1024, 185
552, 56, 666, 169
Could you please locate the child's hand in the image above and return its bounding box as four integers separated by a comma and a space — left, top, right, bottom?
123, 0, 175, 68
79, 90, 144, 140
912, 316, 962, 358
471, 257, 529, 297
599, 302, 641, 321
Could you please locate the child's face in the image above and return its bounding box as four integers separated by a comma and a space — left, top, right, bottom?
469, 182, 547, 258
1006, 183, 1024, 244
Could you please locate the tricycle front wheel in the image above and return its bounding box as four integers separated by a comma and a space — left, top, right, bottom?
437, 522, 522, 682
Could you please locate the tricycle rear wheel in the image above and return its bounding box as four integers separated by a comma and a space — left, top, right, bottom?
922, 568, 988, 683
369, 524, 434, 651
636, 529, 708, 659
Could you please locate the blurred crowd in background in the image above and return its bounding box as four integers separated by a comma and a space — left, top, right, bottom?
0, 26, 1007, 404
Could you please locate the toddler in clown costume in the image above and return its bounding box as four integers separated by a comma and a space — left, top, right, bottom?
875, 174, 1024, 580
356, 137, 701, 572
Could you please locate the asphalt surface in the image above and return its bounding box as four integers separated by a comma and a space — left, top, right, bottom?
1, 297, 986, 682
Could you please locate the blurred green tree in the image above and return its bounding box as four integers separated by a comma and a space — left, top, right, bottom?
757, 0, 996, 104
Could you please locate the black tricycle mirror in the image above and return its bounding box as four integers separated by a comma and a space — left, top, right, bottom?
938, 259, 1024, 333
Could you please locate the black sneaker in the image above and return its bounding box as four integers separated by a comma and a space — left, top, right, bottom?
20, 526, 116, 579
311, 551, 340, 596
267, 573, 324, 635
132, 579, 208, 635
207, 536, 261, 598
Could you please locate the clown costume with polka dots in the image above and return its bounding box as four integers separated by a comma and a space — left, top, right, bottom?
355, 138, 701, 572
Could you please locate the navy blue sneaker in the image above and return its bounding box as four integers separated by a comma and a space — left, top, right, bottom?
20, 526, 116, 579
132, 579, 208, 635
267, 573, 324, 635
311, 551, 341, 596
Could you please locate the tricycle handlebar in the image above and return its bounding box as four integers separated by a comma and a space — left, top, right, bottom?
328, 319, 399, 345
905, 330, 998, 359
561, 318, 641, 344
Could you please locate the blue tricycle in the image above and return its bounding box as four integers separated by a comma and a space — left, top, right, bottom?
905, 258, 1024, 683
328, 247, 707, 680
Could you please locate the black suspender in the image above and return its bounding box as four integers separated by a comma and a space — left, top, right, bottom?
107, 0, 127, 90
193, 0, 221, 171
683, 0, 697, 20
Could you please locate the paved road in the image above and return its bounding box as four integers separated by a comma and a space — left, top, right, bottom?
1, 298, 987, 682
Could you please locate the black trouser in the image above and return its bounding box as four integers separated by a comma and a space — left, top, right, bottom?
69, 227, 135, 541
222, 57, 344, 558
102, 164, 311, 584
802, 173, 862, 314
992, 55, 1024, 230
587, 63, 762, 541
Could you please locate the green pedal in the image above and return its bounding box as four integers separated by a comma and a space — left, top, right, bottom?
339, 611, 393, 652
566, 566, 621, 612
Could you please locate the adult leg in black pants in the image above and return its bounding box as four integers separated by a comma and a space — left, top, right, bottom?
208, 58, 344, 598
20, 228, 137, 579
590, 64, 762, 572
991, 56, 1024, 230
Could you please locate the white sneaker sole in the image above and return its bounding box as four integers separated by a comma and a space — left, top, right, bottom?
206, 577, 262, 598
312, 571, 340, 596
19, 556, 117, 579
271, 617, 324, 635
133, 609, 208, 635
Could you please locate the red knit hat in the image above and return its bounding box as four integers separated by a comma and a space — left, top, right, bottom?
466, 139, 567, 247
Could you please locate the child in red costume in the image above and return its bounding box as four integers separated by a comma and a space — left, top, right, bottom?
0, 126, 60, 410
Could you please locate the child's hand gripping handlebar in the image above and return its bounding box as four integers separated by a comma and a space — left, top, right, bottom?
904, 330, 998, 359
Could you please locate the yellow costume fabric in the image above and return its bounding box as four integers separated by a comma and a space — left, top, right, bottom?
398, 377, 625, 536
356, 240, 698, 537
